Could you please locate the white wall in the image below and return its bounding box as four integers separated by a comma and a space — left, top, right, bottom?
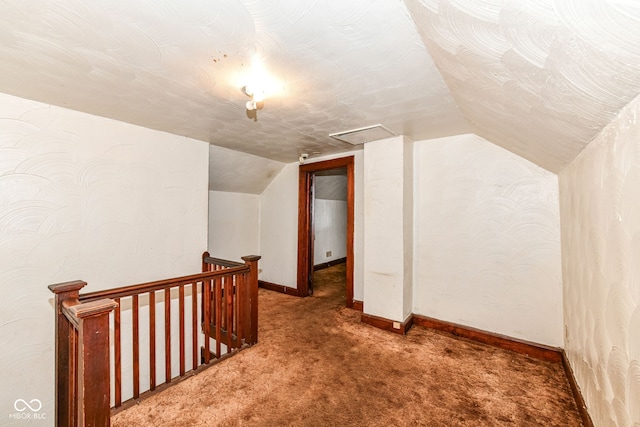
413, 134, 563, 347
0, 92, 209, 426
559, 94, 640, 426
313, 199, 347, 265
258, 162, 299, 287
363, 136, 414, 322
208, 190, 260, 261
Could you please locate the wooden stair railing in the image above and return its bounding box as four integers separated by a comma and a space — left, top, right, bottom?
49, 253, 260, 426
202, 253, 261, 357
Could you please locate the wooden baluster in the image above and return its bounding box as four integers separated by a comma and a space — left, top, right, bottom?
215, 277, 222, 358
242, 256, 261, 345
226, 275, 233, 353
244, 272, 252, 345
149, 291, 156, 391
236, 275, 242, 348
48, 280, 86, 427
234, 275, 240, 347
220, 275, 225, 332
203, 279, 211, 364
191, 282, 198, 370
71, 326, 78, 426
164, 288, 171, 383
179, 284, 185, 376
232, 275, 238, 348
132, 294, 140, 399
200, 253, 208, 328
113, 298, 122, 407
236, 273, 245, 346
237, 275, 242, 348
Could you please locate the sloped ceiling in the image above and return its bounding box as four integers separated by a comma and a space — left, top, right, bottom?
209, 144, 285, 194
0, 0, 639, 190
405, 0, 640, 172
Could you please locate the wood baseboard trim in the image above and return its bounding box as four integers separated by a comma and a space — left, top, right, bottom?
361, 313, 414, 335
313, 257, 347, 271
412, 315, 562, 362
258, 280, 300, 297
562, 351, 594, 427
352, 300, 363, 312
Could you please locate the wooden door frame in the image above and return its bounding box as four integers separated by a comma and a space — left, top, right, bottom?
297, 156, 355, 308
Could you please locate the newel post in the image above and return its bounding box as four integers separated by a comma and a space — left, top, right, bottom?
68, 298, 118, 427
241, 255, 261, 344
202, 251, 211, 272
49, 281, 117, 427
49, 280, 87, 427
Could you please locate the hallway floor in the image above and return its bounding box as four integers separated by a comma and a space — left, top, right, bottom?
112, 263, 583, 426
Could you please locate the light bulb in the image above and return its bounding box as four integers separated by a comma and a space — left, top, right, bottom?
246, 100, 256, 111
253, 89, 265, 103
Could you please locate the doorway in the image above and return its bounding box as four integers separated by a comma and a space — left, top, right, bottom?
297, 156, 354, 308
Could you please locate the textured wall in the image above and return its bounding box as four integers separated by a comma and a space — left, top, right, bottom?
414, 134, 563, 346
0, 92, 208, 425
363, 136, 414, 321
259, 163, 299, 288
208, 190, 260, 261
560, 94, 640, 426
313, 199, 347, 265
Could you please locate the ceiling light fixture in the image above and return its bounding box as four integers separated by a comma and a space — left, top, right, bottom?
242, 85, 265, 111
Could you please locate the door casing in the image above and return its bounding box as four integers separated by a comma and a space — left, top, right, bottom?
297, 156, 354, 307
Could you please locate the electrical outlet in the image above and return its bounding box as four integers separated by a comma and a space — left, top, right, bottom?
326, 251, 332, 257
392, 321, 401, 330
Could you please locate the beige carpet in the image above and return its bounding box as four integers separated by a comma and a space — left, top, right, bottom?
112, 263, 583, 426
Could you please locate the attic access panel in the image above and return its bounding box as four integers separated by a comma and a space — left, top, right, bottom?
329, 124, 397, 145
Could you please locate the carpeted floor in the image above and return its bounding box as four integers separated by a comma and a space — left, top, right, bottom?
112, 263, 583, 426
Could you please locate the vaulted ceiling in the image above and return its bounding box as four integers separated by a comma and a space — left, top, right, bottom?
1, 0, 639, 192
406, 0, 640, 173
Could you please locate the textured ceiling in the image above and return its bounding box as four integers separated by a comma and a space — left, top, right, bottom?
208, 144, 285, 194
406, 0, 640, 172
0, 0, 639, 190
0, 0, 468, 168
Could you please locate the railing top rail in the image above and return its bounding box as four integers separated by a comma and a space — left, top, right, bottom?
79, 265, 249, 303
203, 256, 244, 268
